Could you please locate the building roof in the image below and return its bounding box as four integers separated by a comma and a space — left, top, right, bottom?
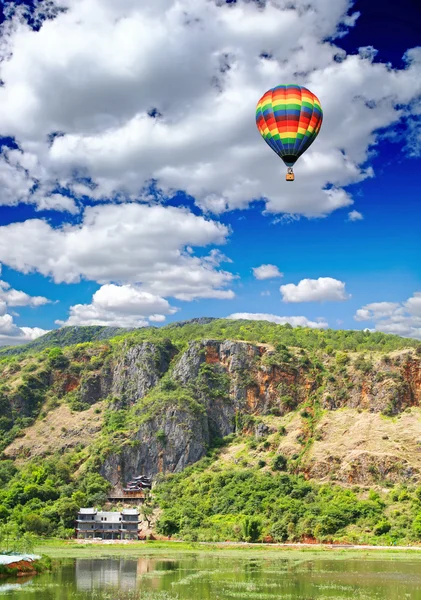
79, 508, 97, 515
122, 509, 139, 515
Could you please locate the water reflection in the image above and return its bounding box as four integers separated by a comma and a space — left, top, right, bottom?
2, 555, 421, 599
0, 581, 33, 594
75, 557, 180, 592
76, 559, 138, 591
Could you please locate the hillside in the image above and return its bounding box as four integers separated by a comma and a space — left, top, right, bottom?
1, 319, 421, 544
0, 325, 139, 357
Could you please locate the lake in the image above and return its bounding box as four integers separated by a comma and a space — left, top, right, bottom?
1, 553, 421, 599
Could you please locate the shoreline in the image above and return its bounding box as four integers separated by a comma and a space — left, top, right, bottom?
0, 559, 40, 580
73, 539, 421, 551
34, 539, 421, 560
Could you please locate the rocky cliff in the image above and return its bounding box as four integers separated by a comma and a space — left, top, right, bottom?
1, 323, 421, 489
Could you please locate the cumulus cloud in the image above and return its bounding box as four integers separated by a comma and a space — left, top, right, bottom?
354, 293, 421, 339
405, 293, 421, 317
252, 264, 283, 280
0, 147, 79, 213
0, 267, 51, 345
58, 283, 178, 327
0, 279, 50, 307
0, 203, 235, 300
354, 302, 401, 321
227, 312, 328, 329
348, 210, 364, 221
0, 310, 48, 346
280, 277, 350, 303
0, 0, 419, 217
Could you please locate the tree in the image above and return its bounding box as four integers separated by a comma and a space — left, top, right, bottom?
156, 512, 180, 537
242, 516, 262, 542
23, 513, 51, 536
413, 515, 421, 538
140, 491, 155, 528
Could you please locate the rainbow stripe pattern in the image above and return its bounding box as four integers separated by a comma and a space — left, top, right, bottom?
256, 84, 323, 167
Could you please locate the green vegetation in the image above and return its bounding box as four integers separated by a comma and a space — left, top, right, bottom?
154, 452, 421, 545
110, 318, 421, 354
0, 325, 137, 357
1, 318, 420, 360
0, 320, 420, 546
0, 453, 111, 538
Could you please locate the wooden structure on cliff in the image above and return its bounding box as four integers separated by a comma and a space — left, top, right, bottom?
107, 474, 152, 504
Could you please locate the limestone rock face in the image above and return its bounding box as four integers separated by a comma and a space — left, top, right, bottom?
101, 406, 209, 487
2, 332, 421, 488
111, 340, 177, 406
101, 345, 421, 488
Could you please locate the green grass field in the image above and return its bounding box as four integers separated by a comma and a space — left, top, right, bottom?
33, 539, 421, 561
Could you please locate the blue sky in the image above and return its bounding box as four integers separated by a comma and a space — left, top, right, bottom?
0, 0, 420, 344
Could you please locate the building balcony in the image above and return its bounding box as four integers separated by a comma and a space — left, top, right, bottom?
121, 519, 140, 524
76, 519, 96, 523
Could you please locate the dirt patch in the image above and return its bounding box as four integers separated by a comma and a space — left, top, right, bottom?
4, 402, 105, 462
305, 407, 421, 485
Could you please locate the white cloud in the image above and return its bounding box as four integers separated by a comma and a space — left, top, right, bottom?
405, 293, 421, 317
149, 314, 167, 323
0, 203, 235, 300
354, 293, 421, 339
280, 277, 350, 303
348, 210, 364, 221
0, 147, 79, 213
58, 283, 178, 327
0, 267, 51, 345
91, 284, 176, 316
227, 312, 328, 329
0, 1, 419, 217
253, 264, 283, 280
0, 312, 48, 346
0, 279, 50, 307
354, 302, 401, 321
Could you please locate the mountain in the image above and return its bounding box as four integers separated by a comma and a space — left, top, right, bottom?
0, 325, 141, 357
0, 319, 421, 544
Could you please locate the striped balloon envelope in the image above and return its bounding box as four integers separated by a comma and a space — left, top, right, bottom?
256, 84, 323, 181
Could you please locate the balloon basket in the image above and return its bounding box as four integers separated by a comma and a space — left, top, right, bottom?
286, 169, 294, 182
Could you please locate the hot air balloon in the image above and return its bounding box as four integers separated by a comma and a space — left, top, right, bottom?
256, 84, 323, 182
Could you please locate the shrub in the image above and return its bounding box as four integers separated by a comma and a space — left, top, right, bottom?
272, 454, 287, 471
413, 515, 421, 538
48, 348, 69, 370
156, 429, 167, 446
279, 395, 295, 410
374, 520, 391, 535
335, 352, 349, 366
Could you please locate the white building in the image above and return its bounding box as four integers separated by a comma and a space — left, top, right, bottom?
76, 508, 140, 540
